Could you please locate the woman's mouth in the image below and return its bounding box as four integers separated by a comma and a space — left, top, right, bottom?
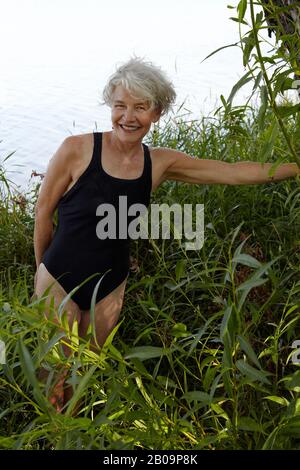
119, 124, 141, 132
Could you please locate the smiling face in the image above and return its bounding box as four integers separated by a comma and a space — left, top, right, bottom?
110, 85, 161, 143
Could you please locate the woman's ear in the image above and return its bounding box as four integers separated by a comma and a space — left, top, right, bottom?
152, 107, 162, 123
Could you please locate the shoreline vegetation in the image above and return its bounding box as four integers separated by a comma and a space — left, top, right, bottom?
1, 0, 300, 451
1, 105, 300, 449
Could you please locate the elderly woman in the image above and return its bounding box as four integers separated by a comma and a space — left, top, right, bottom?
34, 57, 299, 410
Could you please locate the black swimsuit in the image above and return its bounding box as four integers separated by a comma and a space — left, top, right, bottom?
42, 132, 152, 310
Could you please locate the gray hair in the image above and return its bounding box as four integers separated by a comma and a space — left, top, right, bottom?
102, 57, 176, 116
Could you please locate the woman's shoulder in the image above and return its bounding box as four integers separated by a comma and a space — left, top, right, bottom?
56, 133, 95, 179
63, 132, 94, 155
63, 133, 95, 166
147, 145, 180, 164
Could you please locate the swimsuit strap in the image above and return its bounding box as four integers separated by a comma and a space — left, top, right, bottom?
92, 131, 103, 171
142, 141, 152, 184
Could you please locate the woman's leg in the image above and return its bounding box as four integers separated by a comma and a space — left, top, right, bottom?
62, 277, 128, 409
35, 263, 82, 411
78, 275, 128, 348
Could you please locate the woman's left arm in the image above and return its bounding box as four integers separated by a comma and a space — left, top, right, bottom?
161, 148, 300, 185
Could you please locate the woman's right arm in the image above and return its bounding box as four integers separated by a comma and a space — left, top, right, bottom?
34, 137, 77, 270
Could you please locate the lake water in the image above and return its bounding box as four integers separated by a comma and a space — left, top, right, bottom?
0, 0, 258, 190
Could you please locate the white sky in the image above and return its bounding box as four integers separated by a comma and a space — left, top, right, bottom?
0, 0, 239, 67
1, 0, 276, 188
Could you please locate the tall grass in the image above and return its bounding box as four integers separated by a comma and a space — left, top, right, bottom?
1, 102, 300, 449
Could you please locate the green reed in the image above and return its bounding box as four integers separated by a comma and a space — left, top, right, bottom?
0, 98, 300, 449
2, 0, 300, 443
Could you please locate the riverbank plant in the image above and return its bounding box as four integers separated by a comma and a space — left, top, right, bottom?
1, 99, 300, 449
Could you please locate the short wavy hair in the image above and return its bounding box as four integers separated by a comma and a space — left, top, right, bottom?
102, 57, 176, 116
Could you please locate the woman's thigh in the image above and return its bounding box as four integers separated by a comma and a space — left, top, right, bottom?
35, 263, 81, 324
79, 275, 128, 345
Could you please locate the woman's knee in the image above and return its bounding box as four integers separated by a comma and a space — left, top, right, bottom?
43, 301, 81, 330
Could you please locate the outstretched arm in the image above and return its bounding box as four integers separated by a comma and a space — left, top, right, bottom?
160, 148, 300, 185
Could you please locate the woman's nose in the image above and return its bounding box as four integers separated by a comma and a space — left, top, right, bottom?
124, 108, 135, 121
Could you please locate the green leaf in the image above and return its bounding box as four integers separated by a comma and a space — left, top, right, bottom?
237, 277, 268, 311
182, 391, 211, 404
175, 259, 187, 281
188, 310, 224, 356
164, 279, 188, 291
197, 431, 229, 449
18, 339, 50, 411
236, 258, 279, 311
35, 332, 66, 363
276, 104, 300, 118
227, 71, 253, 107
237, 277, 268, 292
201, 43, 238, 64
125, 346, 166, 361
255, 11, 264, 26
220, 305, 233, 344
264, 395, 289, 406
211, 402, 229, 420
171, 322, 189, 338
230, 16, 248, 25
252, 71, 263, 92
130, 358, 153, 379
157, 375, 177, 389
237, 0, 247, 22
286, 370, 300, 390
237, 416, 264, 432
0, 436, 16, 449
220, 94, 228, 110
284, 417, 300, 436
102, 321, 123, 351
273, 70, 295, 96
220, 304, 238, 368
93, 414, 114, 426
257, 85, 268, 130
236, 359, 272, 385
65, 365, 97, 416
257, 120, 279, 162
238, 335, 261, 369
262, 427, 281, 450
232, 253, 262, 269
242, 32, 256, 66
107, 343, 123, 361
